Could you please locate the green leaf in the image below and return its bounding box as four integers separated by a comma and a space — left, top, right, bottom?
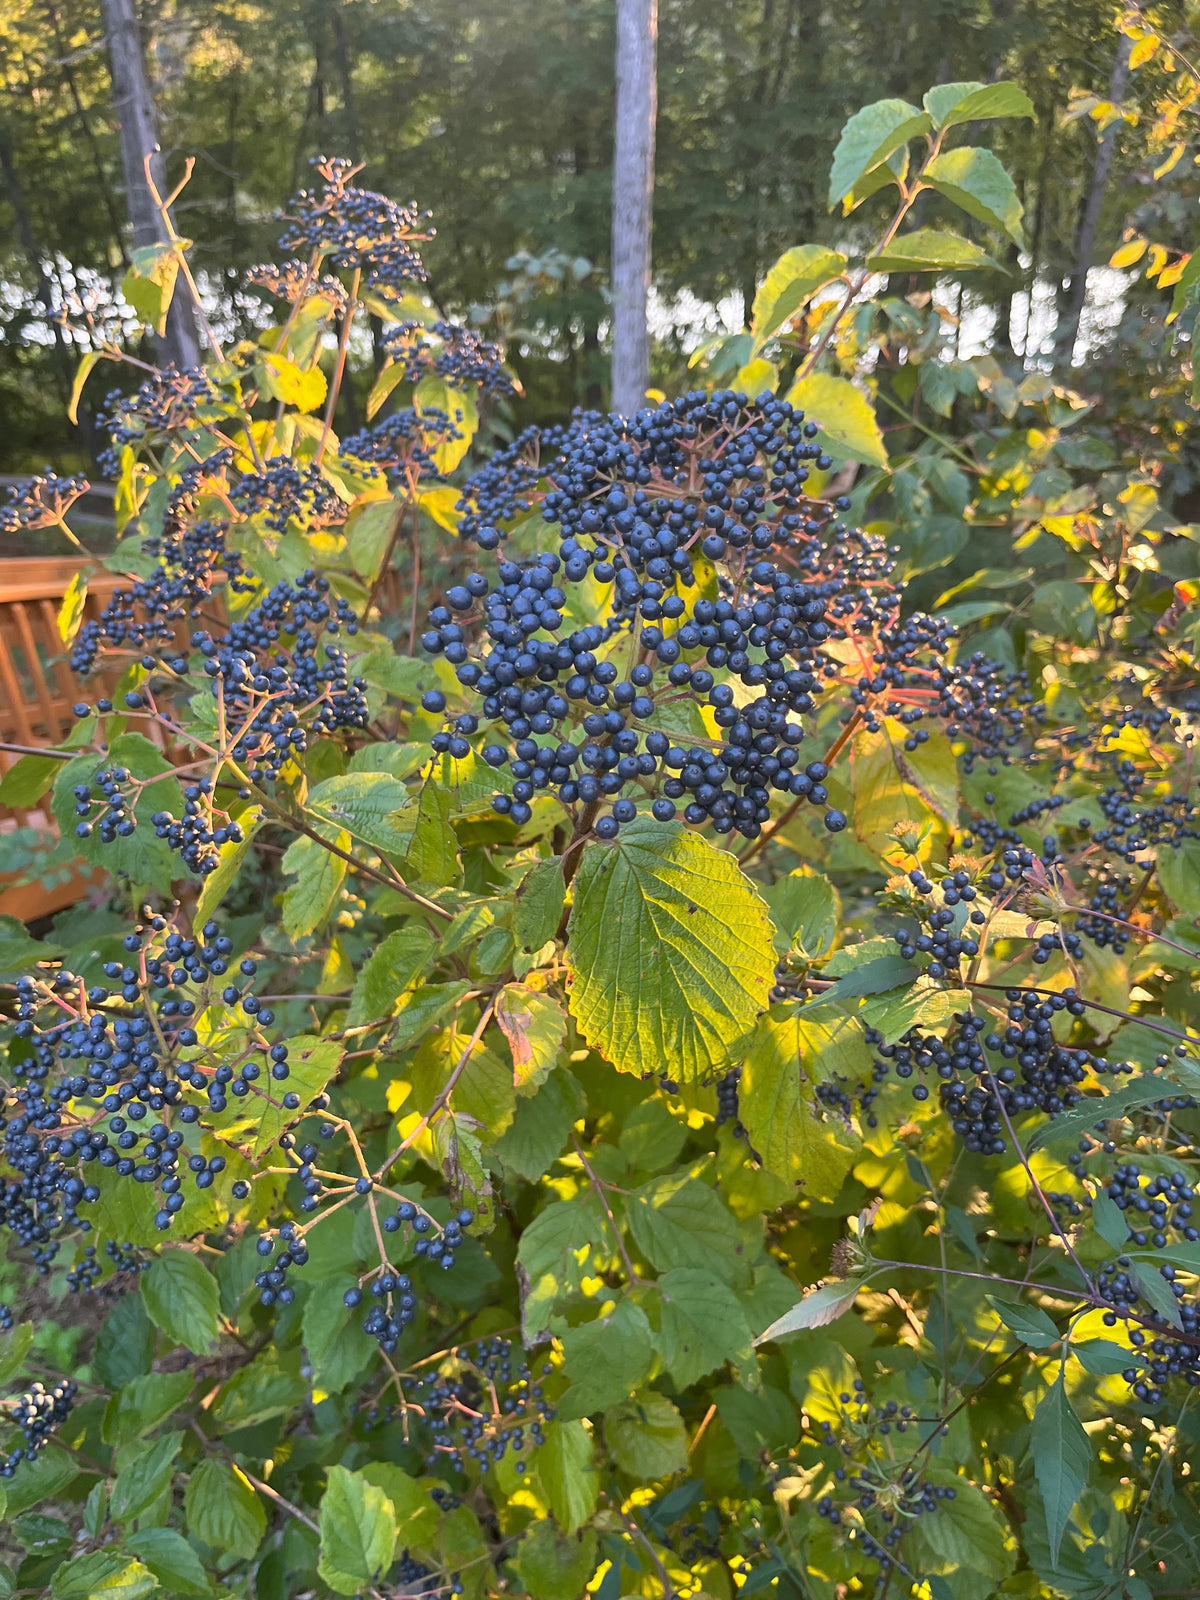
1071, 1339, 1136, 1376
358, 1463, 439, 1547
1129, 1259, 1183, 1329
307, 771, 413, 855
822, 954, 915, 1000
829, 99, 932, 208
656, 1267, 755, 1386
303, 1275, 376, 1395
558, 1298, 655, 1419
868, 228, 998, 274
318, 1465, 397, 1596
194, 806, 264, 925
908, 1464, 1013, 1579
738, 1006, 865, 1200
184, 1459, 266, 1561
1030, 579, 1096, 645
141, 1250, 220, 1354
122, 241, 180, 336
786, 372, 887, 468
4, 1444, 77, 1514
347, 924, 435, 1026
213, 1034, 343, 1157
102, 1372, 194, 1448
923, 80, 1035, 130
619, 1098, 687, 1173
923, 146, 1024, 245
605, 1393, 688, 1480
516, 1199, 602, 1340
1158, 837, 1200, 912
110, 1432, 183, 1523
511, 1522, 598, 1600
51, 1552, 157, 1600
491, 1068, 583, 1182
987, 1296, 1060, 1349
0, 1321, 33, 1387
533, 1419, 599, 1533
513, 857, 566, 950
750, 245, 847, 352
281, 830, 348, 940
1030, 1376, 1090, 1566
626, 1172, 744, 1283
389, 981, 473, 1052
213, 1349, 307, 1430
717, 1384, 799, 1456
0, 753, 62, 810
1091, 1190, 1129, 1252
753, 1279, 864, 1343
53, 734, 180, 893
566, 819, 775, 1080
402, 780, 460, 886
1027, 1076, 1177, 1150
761, 867, 839, 959
124, 1528, 212, 1597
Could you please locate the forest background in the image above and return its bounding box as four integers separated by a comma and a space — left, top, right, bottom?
1, 0, 1197, 484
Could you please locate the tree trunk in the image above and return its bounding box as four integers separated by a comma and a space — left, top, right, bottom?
100, 0, 200, 370
610, 0, 657, 416
1054, 32, 1133, 367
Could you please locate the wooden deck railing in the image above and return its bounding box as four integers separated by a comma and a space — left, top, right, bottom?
0, 558, 123, 920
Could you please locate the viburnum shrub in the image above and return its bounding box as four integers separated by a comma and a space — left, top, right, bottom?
1, 86, 1200, 1600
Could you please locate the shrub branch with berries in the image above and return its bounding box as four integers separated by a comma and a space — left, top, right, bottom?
1, 86, 1200, 1600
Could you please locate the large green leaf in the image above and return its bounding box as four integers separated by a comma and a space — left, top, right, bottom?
124, 1529, 212, 1597
750, 245, 847, 352
532, 1420, 600, 1533
141, 1250, 221, 1355
558, 1298, 655, 1419
626, 1172, 745, 1283
566, 819, 775, 1080
868, 228, 998, 274
605, 1393, 688, 1479
347, 924, 435, 1025
184, 1459, 266, 1562
306, 771, 413, 855
281, 830, 348, 940
318, 1465, 396, 1596
655, 1268, 755, 1387
738, 1005, 865, 1200
829, 99, 932, 208
1030, 1375, 1090, 1566
924, 146, 1024, 245
787, 372, 887, 468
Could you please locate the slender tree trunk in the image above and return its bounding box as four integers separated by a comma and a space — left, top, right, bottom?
1054, 32, 1133, 366
100, 0, 200, 370
610, 0, 657, 416
329, 1, 362, 156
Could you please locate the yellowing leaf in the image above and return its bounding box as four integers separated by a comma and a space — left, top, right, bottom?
787, 372, 887, 469
57, 572, 88, 643
1130, 33, 1158, 67
263, 353, 328, 413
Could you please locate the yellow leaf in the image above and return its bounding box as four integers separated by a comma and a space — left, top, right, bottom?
786, 372, 887, 468
731, 357, 780, 396
1158, 252, 1191, 288
57, 572, 87, 643
1109, 236, 1147, 269
1145, 242, 1169, 280
418, 486, 462, 531
1154, 142, 1187, 179
262, 353, 328, 414
1130, 33, 1158, 68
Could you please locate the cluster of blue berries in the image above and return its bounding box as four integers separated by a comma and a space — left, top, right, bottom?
277, 155, 431, 298
0, 469, 90, 534
405, 1337, 555, 1473
0, 912, 306, 1260
341, 406, 462, 479
385, 319, 514, 399
0, 1377, 77, 1478
341, 1204, 477, 1353
95, 367, 218, 478
245, 259, 349, 312
421, 391, 929, 838
811, 1384, 956, 1573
